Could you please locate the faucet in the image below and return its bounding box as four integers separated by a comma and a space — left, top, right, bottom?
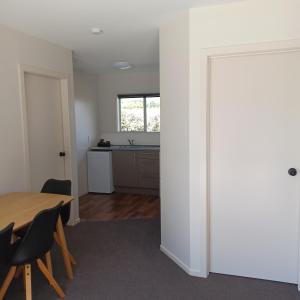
128, 139, 135, 145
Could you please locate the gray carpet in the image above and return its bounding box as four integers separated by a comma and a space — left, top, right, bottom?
1, 219, 300, 300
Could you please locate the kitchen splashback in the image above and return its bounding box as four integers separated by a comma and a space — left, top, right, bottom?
100, 132, 160, 146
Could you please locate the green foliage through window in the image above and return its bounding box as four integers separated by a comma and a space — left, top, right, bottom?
118, 95, 160, 132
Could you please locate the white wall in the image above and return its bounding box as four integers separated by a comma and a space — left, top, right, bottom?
0, 24, 79, 222
74, 70, 99, 196
98, 70, 160, 145
159, 11, 191, 272
160, 0, 300, 277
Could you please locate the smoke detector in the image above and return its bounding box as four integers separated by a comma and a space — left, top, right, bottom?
91, 28, 104, 35
113, 61, 132, 70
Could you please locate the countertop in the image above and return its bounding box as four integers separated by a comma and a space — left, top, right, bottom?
89, 145, 160, 152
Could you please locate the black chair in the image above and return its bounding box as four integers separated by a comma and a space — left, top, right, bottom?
0, 223, 14, 300
41, 179, 72, 226
16, 179, 75, 268
1, 203, 65, 300
41, 179, 76, 267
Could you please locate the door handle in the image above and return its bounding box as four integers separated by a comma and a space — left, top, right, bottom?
59, 152, 66, 157
288, 168, 297, 176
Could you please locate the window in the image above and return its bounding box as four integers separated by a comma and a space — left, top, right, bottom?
118, 94, 160, 132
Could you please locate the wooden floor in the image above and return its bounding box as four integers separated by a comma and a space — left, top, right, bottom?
79, 193, 160, 221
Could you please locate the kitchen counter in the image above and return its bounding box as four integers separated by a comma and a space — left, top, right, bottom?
90, 145, 160, 151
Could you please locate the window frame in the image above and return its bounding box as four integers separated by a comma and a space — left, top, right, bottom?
117, 93, 160, 133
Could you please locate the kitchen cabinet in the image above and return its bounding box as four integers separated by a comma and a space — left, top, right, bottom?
137, 151, 159, 189
112, 150, 159, 195
112, 151, 138, 188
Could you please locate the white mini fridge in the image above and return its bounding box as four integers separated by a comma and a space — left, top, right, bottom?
87, 150, 114, 193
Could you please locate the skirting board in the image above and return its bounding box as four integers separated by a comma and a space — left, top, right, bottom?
160, 245, 206, 278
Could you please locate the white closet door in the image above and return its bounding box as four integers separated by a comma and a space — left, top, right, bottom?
210, 50, 300, 284
25, 73, 66, 191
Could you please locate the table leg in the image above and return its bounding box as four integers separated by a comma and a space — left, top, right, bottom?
54, 232, 76, 265
56, 216, 74, 280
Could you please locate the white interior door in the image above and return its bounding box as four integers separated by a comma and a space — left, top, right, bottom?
25, 72, 66, 192
210, 50, 300, 284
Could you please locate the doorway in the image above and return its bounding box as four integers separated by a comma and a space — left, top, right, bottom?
24, 72, 66, 191
19, 65, 73, 194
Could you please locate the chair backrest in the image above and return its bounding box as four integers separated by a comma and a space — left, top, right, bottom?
41, 179, 72, 226
41, 179, 71, 195
0, 223, 14, 265
11, 203, 62, 266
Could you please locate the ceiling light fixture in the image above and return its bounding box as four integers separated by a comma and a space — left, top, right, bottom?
113, 61, 132, 70
91, 28, 104, 35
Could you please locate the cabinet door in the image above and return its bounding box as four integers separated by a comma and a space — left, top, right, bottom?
112, 151, 138, 187
137, 151, 160, 189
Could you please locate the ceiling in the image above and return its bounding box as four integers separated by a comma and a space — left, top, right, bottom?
0, 0, 237, 74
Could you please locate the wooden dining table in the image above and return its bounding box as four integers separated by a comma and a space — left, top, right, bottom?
0, 192, 74, 280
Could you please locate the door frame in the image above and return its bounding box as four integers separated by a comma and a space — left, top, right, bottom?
189, 39, 300, 288
18, 64, 76, 219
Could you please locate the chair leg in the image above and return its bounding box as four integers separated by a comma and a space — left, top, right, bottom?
0, 266, 16, 300
45, 251, 53, 276
36, 259, 65, 298
54, 232, 76, 266
24, 265, 32, 300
